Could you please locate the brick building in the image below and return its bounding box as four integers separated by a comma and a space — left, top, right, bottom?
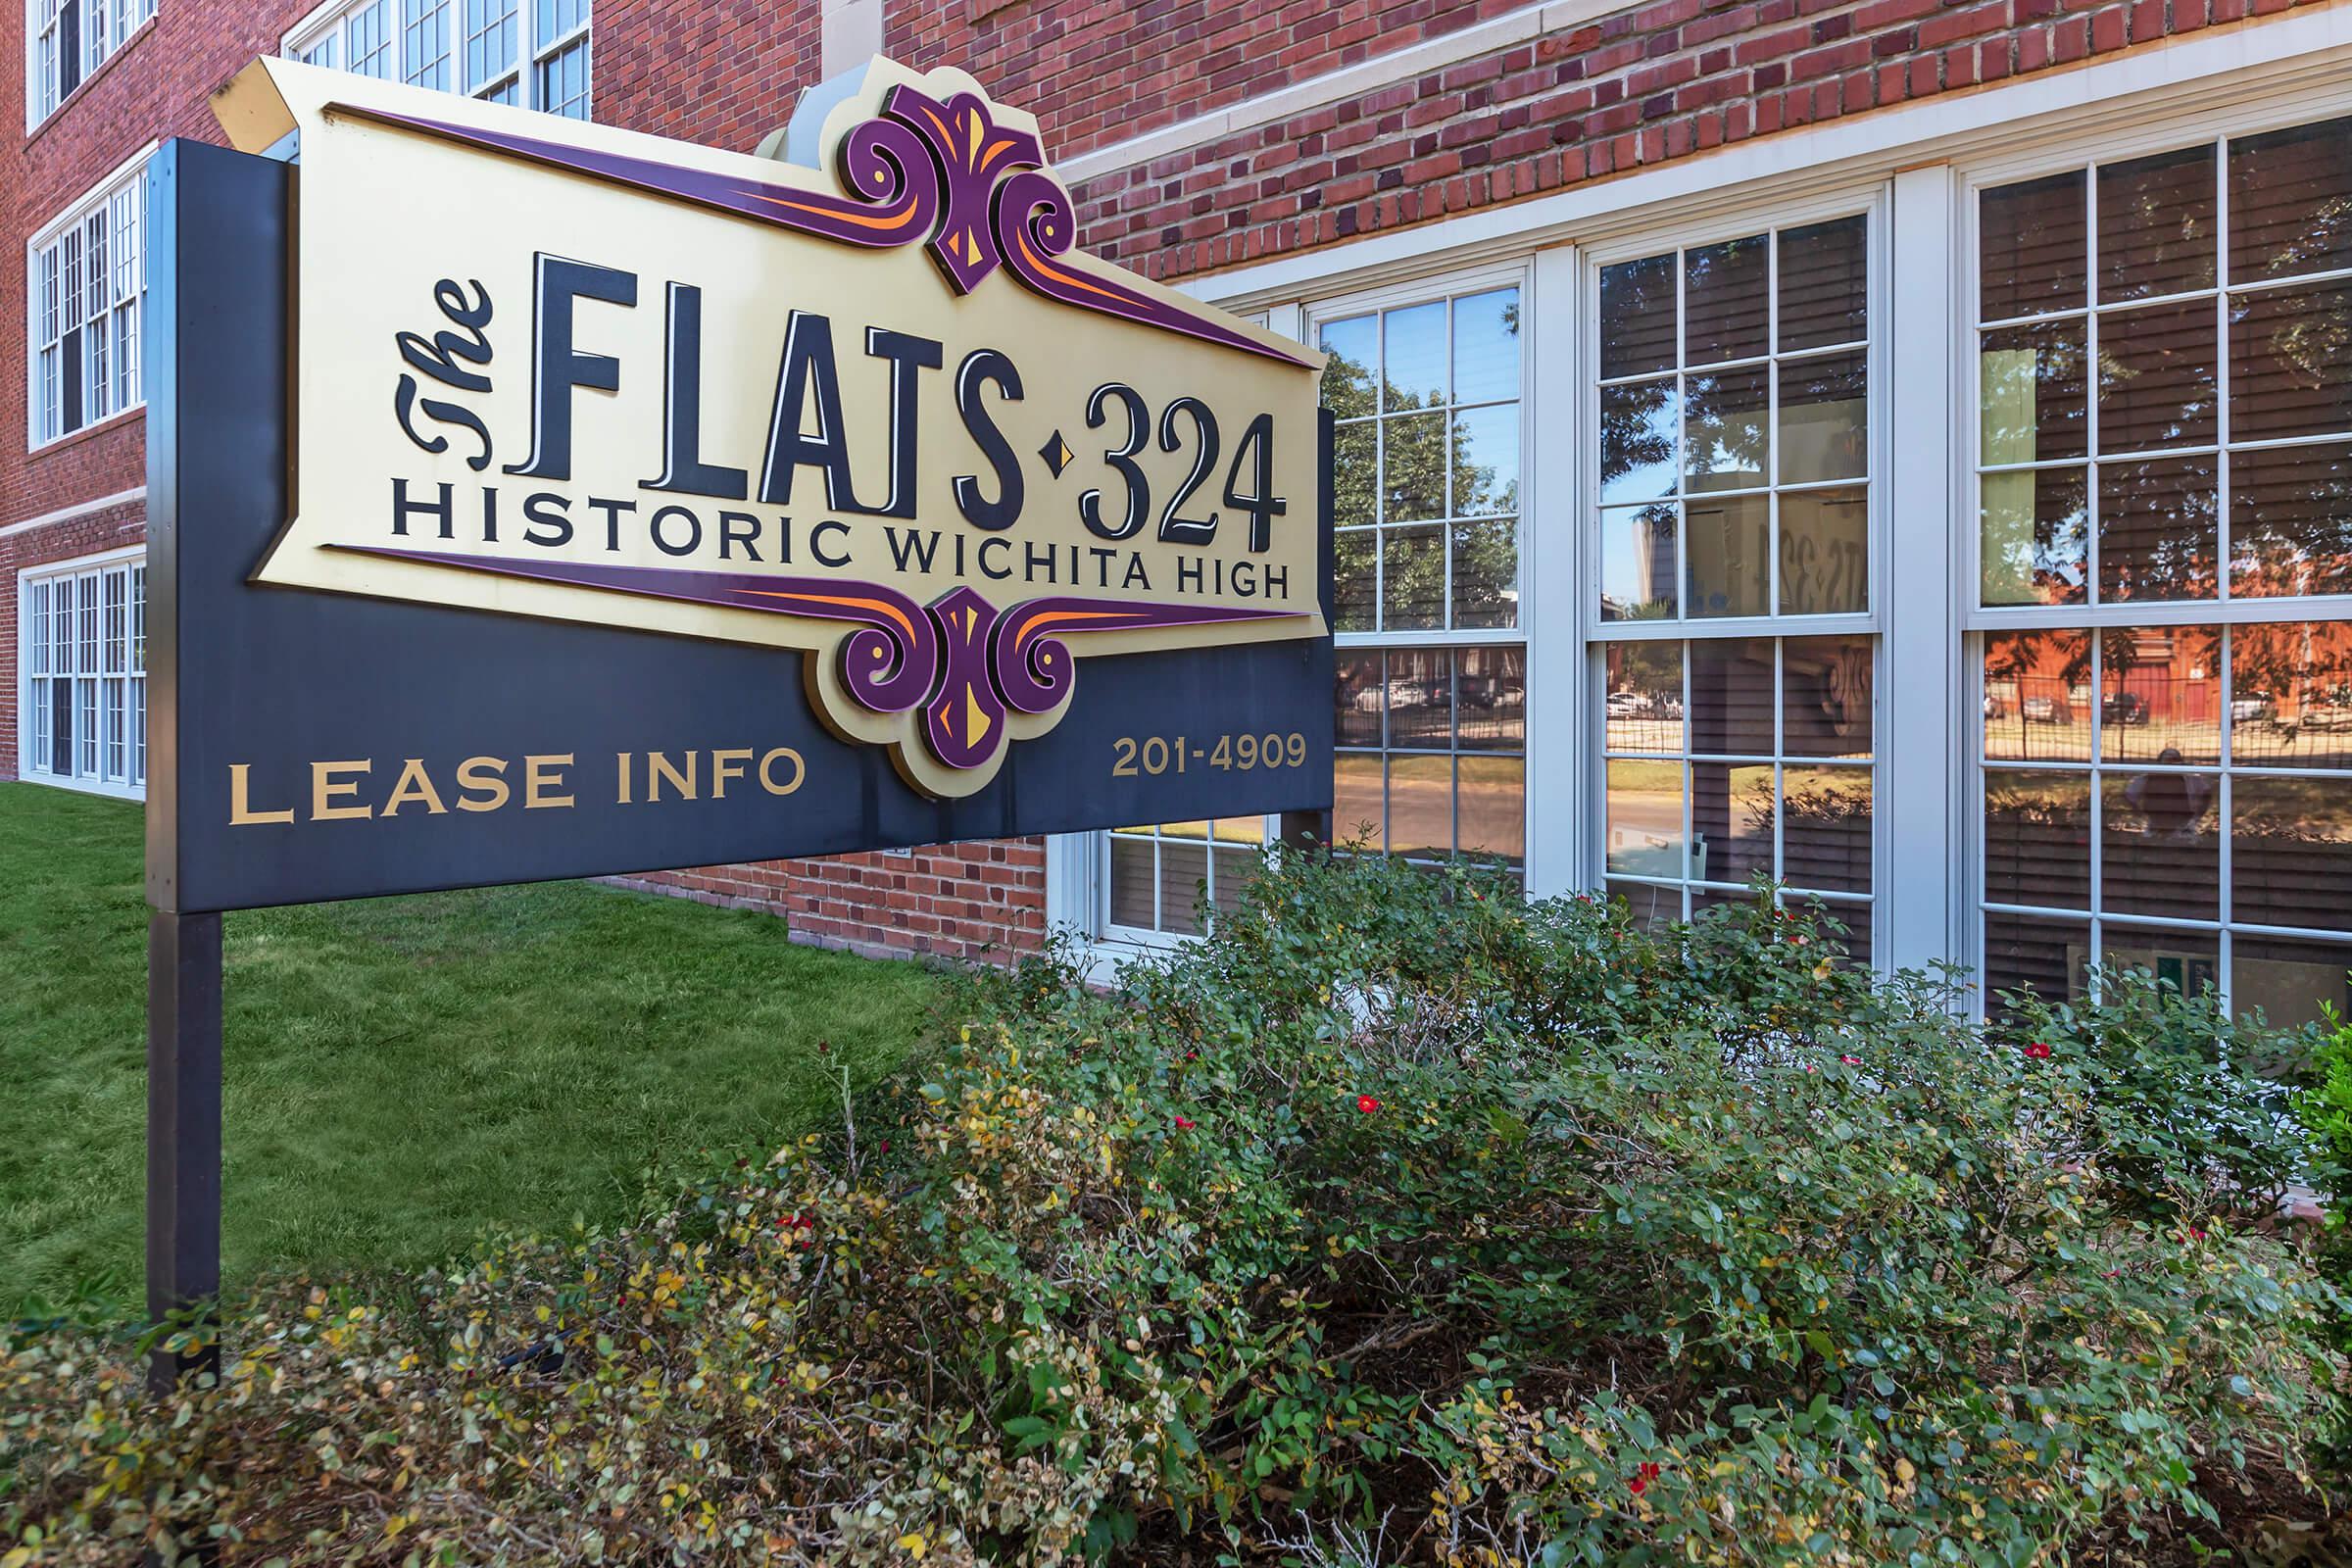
6, 0, 2351, 1024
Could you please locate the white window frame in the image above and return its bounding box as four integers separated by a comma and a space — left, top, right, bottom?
17, 544, 147, 802
1954, 94, 2352, 1024
25, 145, 153, 453
24, 0, 158, 129
1043, 13, 2352, 991
1577, 188, 1893, 966
283, 0, 587, 117
1064, 265, 1540, 966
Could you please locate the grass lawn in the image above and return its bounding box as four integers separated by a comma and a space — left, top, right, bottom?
0, 781, 946, 1318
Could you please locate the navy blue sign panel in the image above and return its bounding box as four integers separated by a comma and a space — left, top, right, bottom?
144, 140, 1333, 914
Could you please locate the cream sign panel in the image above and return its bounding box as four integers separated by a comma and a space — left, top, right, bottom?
216, 57, 1326, 797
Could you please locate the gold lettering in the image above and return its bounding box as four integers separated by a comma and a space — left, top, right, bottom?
525, 754, 574, 809
710, 748, 753, 798
380, 758, 449, 816
312, 760, 373, 821
616, 752, 634, 806
228, 763, 295, 825
456, 756, 511, 812
759, 747, 805, 796
648, 751, 697, 802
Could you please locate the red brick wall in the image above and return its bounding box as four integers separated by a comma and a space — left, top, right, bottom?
893, 0, 2333, 282
608, 839, 1049, 963
886, 0, 1536, 162
590, 0, 824, 153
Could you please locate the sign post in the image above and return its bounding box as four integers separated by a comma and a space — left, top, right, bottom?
143, 60, 1332, 1386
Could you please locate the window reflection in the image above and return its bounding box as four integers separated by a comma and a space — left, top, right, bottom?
1979, 613, 2352, 1041
1332, 648, 1525, 870
1979, 122, 2352, 613
1602, 638, 1876, 947
1322, 287, 1522, 635
1597, 219, 1873, 626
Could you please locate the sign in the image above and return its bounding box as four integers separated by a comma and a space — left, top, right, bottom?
149, 58, 1334, 914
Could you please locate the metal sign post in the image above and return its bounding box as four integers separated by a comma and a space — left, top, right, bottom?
145, 912, 222, 1395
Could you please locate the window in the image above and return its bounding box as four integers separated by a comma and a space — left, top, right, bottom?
1097, 279, 1530, 943
1602, 636, 1874, 956
21, 552, 146, 797
533, 0, 588, 120
30, 0, 156, 123
1105, 819, 1264, 939
1972, 113, 2352, 1028
1322, 286, 1523, 633
1591, 214, 1879, 954
400, 0, 449, 91
1318, 278, 1530, 875
1334, 645, 1526, 867
29, 162, 145, 448
288, 0, 584, 115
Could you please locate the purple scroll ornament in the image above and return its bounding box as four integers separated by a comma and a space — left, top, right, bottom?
324, 547, 1304, 776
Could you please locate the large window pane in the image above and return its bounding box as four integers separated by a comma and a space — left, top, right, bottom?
1334, 647, 1524, 869
1604, 637, 1875, 951
1981, 171, 2086, 321
1778, 216, 1867, 351
1979, 615, 2352, 1029
2230, 440, 2352, 599
2097, 455, 2217, 602
1322, 286, 1522, 633
1984, 769, 2091, 909
2229, 115, 2352, 284
1979, 128, 2352, 620
2096, 143, 2216, 304
1596, 220, 1870, 628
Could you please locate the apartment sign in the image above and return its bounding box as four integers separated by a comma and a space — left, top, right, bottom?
144, 60, 1334, 913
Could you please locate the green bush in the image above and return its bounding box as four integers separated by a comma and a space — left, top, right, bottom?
2296, 1007, 2352, 1458
3, 853, 2342, 1566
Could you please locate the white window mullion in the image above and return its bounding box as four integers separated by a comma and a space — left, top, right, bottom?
1527, 243, 1582, 898
1884, 164, 1963, 976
